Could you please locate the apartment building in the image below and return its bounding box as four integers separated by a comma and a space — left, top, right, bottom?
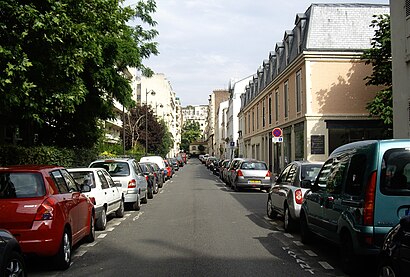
215, 100, 229, 159
181, 105, 208, 139
205, 89, 230, 156
238, 3, 389, 173
390, 0, 410, 138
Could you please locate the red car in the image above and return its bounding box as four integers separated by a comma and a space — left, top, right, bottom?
0, 165, 95, 270
163, 159, 173, 180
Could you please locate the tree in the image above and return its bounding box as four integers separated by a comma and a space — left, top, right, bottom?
0, 0, 159, 147
180, 120, 202, 152
361, 14, 392, 136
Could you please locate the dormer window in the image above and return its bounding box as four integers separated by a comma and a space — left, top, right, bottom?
295, 13, 307, 54
275, 42, 284, 75
284, 30, 293, 66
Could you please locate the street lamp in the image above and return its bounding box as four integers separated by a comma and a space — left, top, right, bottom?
145, 89, 156, 155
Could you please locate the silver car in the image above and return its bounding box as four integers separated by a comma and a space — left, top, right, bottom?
89, 158, 148, 211
230, 159, 272, 191
267, 161, 323, 232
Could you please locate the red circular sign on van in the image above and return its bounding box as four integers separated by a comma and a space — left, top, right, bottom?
272, 128, 283, 137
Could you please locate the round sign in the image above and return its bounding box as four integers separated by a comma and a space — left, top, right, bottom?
272, 128, 282, 137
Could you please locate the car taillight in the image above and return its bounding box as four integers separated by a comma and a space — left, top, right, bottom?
34, 198, 55, 220
128, 179, 137, 188
145, 176, 149, 181
154, 173, 157, 178
237, 170, 243, 177
364, 171, 377, 226
295, 189, 303, 205
266, 171, 271, 177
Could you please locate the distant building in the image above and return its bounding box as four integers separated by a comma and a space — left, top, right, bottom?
181, 105, 208, 139
189, 141, 208, 156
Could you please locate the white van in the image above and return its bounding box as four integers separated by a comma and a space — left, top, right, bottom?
140, 156, 166, 182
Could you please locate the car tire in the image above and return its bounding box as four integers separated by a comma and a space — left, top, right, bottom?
95, 208, 107, 231
1, 250, 27, 277
300, 211, 312, 244
154, 183, 159, 194
267, 198, 277, 219
377, 259, 397, 277
340, 232, 357, 274
141, 190, 148, 204
284, 205, 295, 232
85, 213, 96, 243
55, 229, 72, 270
148, 187, 154, 199
133, 195, 141, 211
115, 199, 125, 218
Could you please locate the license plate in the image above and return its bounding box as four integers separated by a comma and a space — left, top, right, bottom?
248, 180, 261, 184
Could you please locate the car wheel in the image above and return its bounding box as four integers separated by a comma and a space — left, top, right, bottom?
115, 199, 125, 218
148, 187, 154, 199
300, 211, 312, 244
141, 190, 148, 204
284, 205, 295, 232
340, 232, 357, 274
377, 259, 397, 277
85, 213, 96, 243
154, 183, 159, 194
55, 229, 72, 270
133, 194, 141, 211
267, 198, 277, 219
95, 208, 107, 231
2, 250, 26, 277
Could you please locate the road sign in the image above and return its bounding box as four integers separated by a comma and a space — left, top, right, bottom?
272, 137, 283, 143
272, 128, 283, 138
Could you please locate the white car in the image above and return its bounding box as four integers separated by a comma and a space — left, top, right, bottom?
68, 168, 124, 230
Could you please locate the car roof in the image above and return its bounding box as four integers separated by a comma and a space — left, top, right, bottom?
0, 165, 64, 172
67, 167, 101, 172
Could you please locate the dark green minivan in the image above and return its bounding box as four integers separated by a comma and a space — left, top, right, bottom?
300, 139, 410, 273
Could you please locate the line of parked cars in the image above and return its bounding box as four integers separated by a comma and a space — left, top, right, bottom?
0, 154, 177, 274
205, 139, 410, 275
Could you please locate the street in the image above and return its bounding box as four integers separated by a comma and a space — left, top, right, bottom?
27, 159, 372, 277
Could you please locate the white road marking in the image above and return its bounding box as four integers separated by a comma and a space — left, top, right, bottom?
125, 213, 131, 217
305, 250, 318, 257
293, 240, 304, 246
112, 221, 121, 226
105, 227, 115, 232
133, 211, 144, 221
97, 234, 107, 239
276, 227, 285, 231
73, 250, 87, 257
120, 217, 127, 221
284, 233, 294, 238
318, 261, 334, 270
86, 241, 98, 247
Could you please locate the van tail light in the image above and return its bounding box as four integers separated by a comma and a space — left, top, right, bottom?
128, 179, 137, 188
266, 171, 271, 177
237, 170, 243, 177
364, 171, 377, 226
34, 198, 55, 220
295, 189, 303, 204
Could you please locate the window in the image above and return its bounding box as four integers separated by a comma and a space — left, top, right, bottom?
0, 173, 45, 199
381, 148, 410, 195
256, 105, 259, 129
252, 110, 255, 132
345, 154, 367, 196
268, 96, 272, 125
262, 100, 266, 127
97, 170, 110, 189
284, 81, 289, 118
325, 154, 349, 194
51, 170, 69, 193
296, 70, 302, 113
275, 89, 279, 122
62, 170, 78, 192
285, 165, 297, 183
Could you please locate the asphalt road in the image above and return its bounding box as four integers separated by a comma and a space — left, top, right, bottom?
27, 159, 373, 277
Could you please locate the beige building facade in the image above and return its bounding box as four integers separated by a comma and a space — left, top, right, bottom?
239, 4, 389, 173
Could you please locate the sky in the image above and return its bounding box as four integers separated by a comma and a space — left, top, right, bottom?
126, 0, 389, 106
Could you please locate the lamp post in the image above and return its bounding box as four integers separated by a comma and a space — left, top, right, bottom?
145, 89, 156, 155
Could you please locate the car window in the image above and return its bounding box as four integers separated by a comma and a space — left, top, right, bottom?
0, 172, 45, 199
61, 170, 79, 192
301, 164, 322, 182
91, 162, 131, 177
325, 155, 349, 194
241, 162, 267, 170
278, 164, 292, 182
70, 171, 96, 188
381, 148, 410, 196
51, 170, 69, 193
132, 161, 142, 174
285, 164, 297, 183
102, 170, 115, 187
97, 170, 110, 189
345, 154, 367, 196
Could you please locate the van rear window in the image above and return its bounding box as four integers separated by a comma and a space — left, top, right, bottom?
0, 173, 45, 198
381, 148, 410, 195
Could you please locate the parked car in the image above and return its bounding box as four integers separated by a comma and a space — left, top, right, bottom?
225, 158, 245, 187
177, 152, 187, 164
299, 139, 410, 273
219, 159, 231, 183
377, 215, 410, 277
266, 161, 323, 232
89, 158, 148, 211
140, 156, 167, 182
0, 165, 95, 270
149, 162, 164, 188
207, 157, 218, 171
67, 168, 125, 230
0, 229, 27, 277
230, 159, 272, 192
169, 158, 179, 171
163, 159, 174, 179
138, 162, 159, 199
175, 156, 184, 167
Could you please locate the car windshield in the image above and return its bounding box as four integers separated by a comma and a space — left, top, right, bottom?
0, 172, 45, 199
91, 162, 130, 177
240, 162, 267, 170
301, 164, 322, 182
69, 171, 96, 188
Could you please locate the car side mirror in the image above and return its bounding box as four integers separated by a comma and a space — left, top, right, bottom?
81, 184, 91, 193
114, 180, 122, 187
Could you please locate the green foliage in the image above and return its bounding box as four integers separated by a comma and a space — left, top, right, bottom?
181, 120, 202, 152
0, 0, 159, 147
0, 144, 98, 167
361, 14, 392, 135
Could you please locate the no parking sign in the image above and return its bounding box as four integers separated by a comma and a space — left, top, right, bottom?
272, 128, 283, 143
